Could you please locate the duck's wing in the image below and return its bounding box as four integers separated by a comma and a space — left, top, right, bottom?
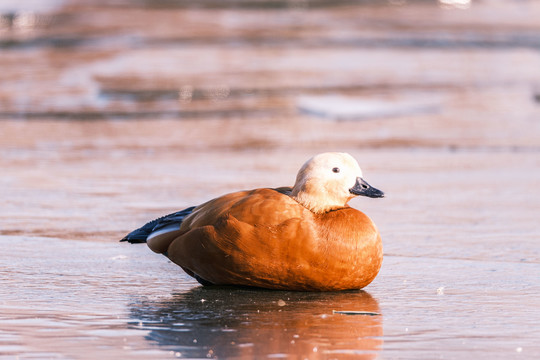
166, 188, 313, 286
120, 206, 196, 244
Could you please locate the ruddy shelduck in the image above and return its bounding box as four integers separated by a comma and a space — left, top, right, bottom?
122, 152, 384, 291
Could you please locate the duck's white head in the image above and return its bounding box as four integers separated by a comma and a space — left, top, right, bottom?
291, 152, 384, 213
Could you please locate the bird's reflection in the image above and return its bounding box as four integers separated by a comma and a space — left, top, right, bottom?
129, 286, 382, 359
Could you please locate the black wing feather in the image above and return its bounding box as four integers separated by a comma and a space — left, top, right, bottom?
120, 206, 196, 243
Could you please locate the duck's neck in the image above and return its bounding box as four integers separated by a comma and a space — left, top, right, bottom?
291, 186, 349, 214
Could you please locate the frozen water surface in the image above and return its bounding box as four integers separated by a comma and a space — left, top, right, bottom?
2, 236, 539, 359
1, 0, 540, 359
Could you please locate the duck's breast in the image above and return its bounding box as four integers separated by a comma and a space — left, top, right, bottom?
311, 208, 383, 290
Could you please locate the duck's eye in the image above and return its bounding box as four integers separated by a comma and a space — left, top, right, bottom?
332, 167, 340, 173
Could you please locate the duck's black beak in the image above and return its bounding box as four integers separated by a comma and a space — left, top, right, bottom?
349, 177, 385, 198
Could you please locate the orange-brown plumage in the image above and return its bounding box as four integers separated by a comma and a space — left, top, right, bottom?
123, 152, 384, 291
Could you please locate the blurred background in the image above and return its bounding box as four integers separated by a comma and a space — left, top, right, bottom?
1, 0, 539, 241
1, 0, 540, 358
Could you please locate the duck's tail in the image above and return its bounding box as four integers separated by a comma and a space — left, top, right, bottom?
120, 206, 196, 244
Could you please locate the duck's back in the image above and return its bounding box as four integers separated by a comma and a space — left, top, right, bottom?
166, 187, 382, 291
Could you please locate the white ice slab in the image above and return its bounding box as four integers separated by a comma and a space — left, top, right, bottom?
297, 95, 441, 121
0, 0, 64, 13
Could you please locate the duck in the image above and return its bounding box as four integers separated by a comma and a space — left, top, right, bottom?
121, 152, 384, 291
